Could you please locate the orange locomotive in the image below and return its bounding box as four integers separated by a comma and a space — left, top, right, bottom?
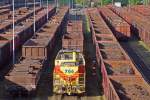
53, 50, 85, 95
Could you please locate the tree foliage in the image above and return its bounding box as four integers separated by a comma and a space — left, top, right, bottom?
99, 0, 142, 6
58, 0, 146, 6
75, 0, 84, 4
59, 0, 70, 5
102, 0, 112, 5
128, 0, 142, 5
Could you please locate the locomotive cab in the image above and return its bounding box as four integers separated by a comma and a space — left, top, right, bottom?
53, 49, 85, 95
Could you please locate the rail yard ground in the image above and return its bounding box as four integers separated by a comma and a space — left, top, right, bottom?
0, 2, 150, 100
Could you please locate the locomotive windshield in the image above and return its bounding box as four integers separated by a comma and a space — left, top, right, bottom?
56, 52, 73, 60
61, 62, 76, 66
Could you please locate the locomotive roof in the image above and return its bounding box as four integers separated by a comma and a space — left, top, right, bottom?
59, 49, 81, 53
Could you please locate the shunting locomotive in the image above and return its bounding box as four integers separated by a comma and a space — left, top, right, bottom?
53, 49, 85, 95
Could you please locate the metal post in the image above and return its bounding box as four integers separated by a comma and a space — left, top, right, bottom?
34, 0, 36, 34
112, 0, 114, 5
83, 0, 85, 8
144, 0, 146, 5
146, 0, 150, 5
57, 0, 59, 8
55, 0, 56, 7
47, 0, 49, 21
75, 0, 77, 20
25, 0, 27, 7
69, 0, 70, 8
55, 0, 57, 7
12, 0, 15, 65
100, 0, 103, 6
128, 0, 130, 7
40, 0, 42, 7
72, 0, 73, 8
146, 0, 148, 5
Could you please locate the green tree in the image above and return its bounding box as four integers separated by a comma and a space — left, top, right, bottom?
59, 0, 69, 5
143, 0, 150, 5
74, 0, 85, 5
75, 0, 83, 4
98, 0, 112, 6
128, 0, 141, 5
103, 0, 112, 5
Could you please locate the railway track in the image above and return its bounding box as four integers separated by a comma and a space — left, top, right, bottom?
36, 9, 103, 100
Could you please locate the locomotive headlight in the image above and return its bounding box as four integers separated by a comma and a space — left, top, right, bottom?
55, 60, 60, 65
54, 80, 60, 84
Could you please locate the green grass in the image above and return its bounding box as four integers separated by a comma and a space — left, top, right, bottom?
85, 15, 91, 35
138, 41, 150, 51
129, 41, 150, 52
129, 41, 150, 66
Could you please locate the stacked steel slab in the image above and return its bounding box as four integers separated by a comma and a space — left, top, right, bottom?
5, 7, 69, 94
62, 20, 84, 52
98, 7, 130, 40
109, 6, 150, 47
0, 7, 56, 68
87, 8, 150, 100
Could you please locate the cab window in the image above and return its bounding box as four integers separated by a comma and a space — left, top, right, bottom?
56, 52, 73, 60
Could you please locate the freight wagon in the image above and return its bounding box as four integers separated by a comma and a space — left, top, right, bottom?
98, 7, 130, 41
0, 6, 56, 69
0, 7, 43, 33
109, 6, 150, 47
62, 21, 84, 52
5, 6, 69, 96
87, 8, 150, 100
5, 57, 46, 96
